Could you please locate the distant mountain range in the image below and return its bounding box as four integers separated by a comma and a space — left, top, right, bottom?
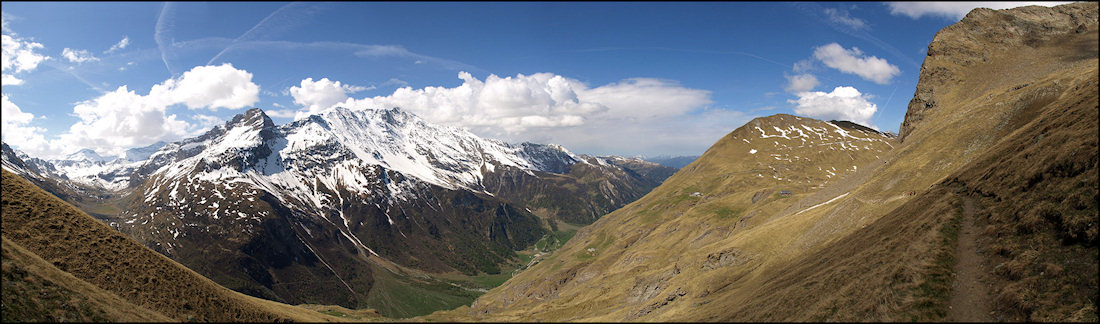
4, 3, 1094, 322
1, 106, 674, 316
642, 155, 699, 169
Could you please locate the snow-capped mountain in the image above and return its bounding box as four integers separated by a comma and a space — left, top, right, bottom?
123, 141, 168, 162
3, 107, 674, 310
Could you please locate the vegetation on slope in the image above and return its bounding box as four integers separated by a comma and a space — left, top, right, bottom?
2, 237, 172, 322
1, 169, 349, 322
421, 3, 1098, 322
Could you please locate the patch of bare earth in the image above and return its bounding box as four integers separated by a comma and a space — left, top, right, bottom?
947, 197, 992, 321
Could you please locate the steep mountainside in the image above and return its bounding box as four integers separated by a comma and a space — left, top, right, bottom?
425, 114, 896, 321
424, 2, 1097, 322
1, 169, 352, 322
1, 106, 673, 317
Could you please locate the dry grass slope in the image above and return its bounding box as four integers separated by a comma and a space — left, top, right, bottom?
421, 3, 1097, 322
2, 236, 173, 322
1, 169, 350, 322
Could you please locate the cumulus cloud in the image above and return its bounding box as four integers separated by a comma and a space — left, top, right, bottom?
824, 8, 867, 30
785, 74, 819, 93
149, 63, 260, 110
2, 73, 23, 86
62, 48, 99, 63
2, 94, 56, 157
190, 114, 223, 133
284, 71, 714, 154
792, 59, 815, 73
887, 2, 1073, 20
789, 86, 877, 127
266, 109, 297, 118
45, 64, 260, 157
289, 77, 369, 119
106, 36, 129, 53
813, 43, 900, 84
319, 72, 710, 137
57, 86, 192, 157
2, 33, 50, 86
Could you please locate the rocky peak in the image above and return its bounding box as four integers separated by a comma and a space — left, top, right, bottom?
899, 2, 1098, 141
227, 108, 275, 132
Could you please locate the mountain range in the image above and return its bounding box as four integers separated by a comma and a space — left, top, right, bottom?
2, 105, 674, 317
2, 2, 1095, 322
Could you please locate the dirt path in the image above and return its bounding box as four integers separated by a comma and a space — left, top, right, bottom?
946, 197, 993, 321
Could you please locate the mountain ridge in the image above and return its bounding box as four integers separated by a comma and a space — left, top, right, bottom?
1, 105, 676, 317
422, 2, 1098, 321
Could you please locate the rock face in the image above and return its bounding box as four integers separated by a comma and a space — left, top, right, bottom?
423, 3, 1096, 322
1, 106, 674, 315
899, 2, 1098, 141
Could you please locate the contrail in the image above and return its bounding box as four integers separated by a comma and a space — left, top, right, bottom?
207, 2, 303, 65
44, 61, 105, 94
154, 2, 178, 76
788, 2, 922, 69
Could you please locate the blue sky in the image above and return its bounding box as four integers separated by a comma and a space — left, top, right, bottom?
1, 2, 1071, 159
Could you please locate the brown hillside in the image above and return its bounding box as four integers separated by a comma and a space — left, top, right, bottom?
422, 2, 1098, 322
2, 236, 172, 322
1, 169, 349, 322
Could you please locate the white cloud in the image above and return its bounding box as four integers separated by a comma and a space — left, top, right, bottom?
2, 94, 57, 157
266, 109, 297, 118
886, 2, 1073, 20
150, 63, 260, 110
190, 114, 223, 133
62, 48, 99, 63
380, 78, 409, 87
2, 73, 23, 86
824, 8, 867, 30
289, 77, 365, 119
580, 77, 711, 119
58, 86, 192, 157
525, 107, 750, 157
785, 74, 819, 93
813, 43, 900, 84
297, 71, 712, 154
0, 12, 11, 34
106, 36, 129, 53
789, 86, 877, 127
2, 33, 50, 86
43, 64, 260, 157
792, 59, 815, 73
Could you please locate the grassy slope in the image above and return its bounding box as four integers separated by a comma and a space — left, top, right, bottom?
423, 116, 897, 321
2, 237, 172, 322
422, 3, 1097, 322
0, 169, 351, 322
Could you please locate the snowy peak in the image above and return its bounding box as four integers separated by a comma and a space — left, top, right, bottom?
123, 141, 168, 162
65, 148, 111, 163
228, 108, 276, 133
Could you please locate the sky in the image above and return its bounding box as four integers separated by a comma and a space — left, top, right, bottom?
1, 1, 1074, 159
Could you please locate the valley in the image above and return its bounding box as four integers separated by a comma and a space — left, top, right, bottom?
2, 2, 1096, 322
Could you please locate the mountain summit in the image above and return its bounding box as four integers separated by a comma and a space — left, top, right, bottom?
2, 106, 674, 316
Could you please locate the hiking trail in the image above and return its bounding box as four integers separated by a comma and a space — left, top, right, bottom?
947, 196, 993, 321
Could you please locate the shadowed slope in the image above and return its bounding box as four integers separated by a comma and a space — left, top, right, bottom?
1, 169, 349, 322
